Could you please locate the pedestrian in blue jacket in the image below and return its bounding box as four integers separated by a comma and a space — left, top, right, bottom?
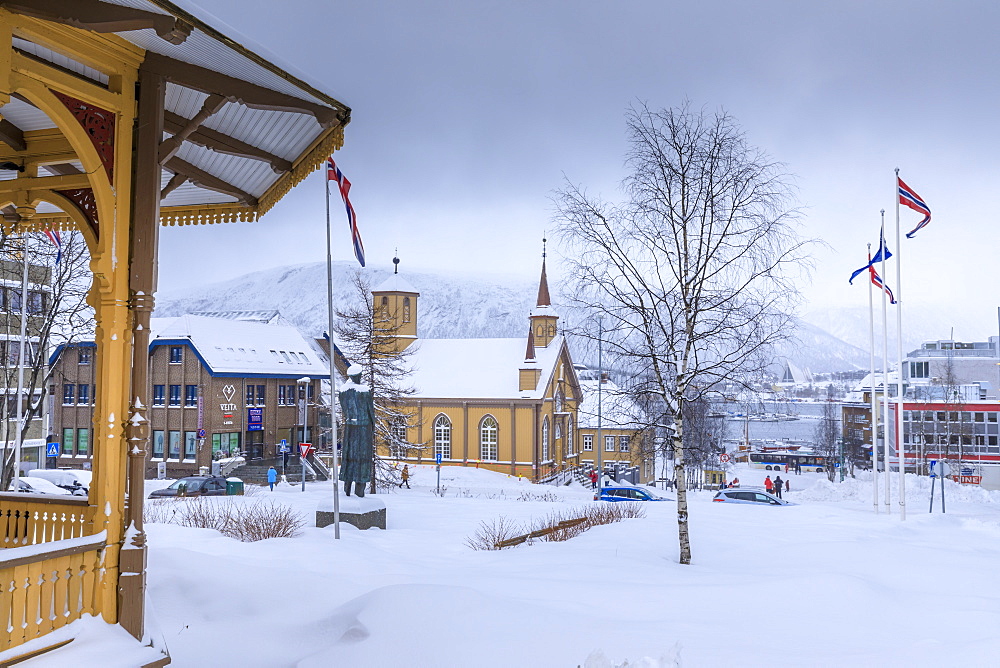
267, 466, 277, 491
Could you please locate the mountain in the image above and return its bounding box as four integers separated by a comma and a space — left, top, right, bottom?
155, 261, 872, 373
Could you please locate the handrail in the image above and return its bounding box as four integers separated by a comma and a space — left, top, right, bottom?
0, 495, 92, 547
0, 531, 106, 569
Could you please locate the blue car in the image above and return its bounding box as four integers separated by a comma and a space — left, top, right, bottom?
599, 485, 671, 502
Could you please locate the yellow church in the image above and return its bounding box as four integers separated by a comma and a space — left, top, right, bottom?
373, 258, 650, 482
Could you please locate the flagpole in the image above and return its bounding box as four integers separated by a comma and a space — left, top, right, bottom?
894, 168, 906, 521
879, 211, 891, 513
324, 167, 341, 539
867, 243, 879, 514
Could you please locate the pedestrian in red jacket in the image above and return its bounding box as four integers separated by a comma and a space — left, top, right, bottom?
764, 475, 773, 493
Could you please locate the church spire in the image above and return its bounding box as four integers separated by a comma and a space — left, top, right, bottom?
536, 237, 551, 307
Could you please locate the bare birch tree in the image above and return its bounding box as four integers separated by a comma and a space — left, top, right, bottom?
0, 231, 92, 488
333, 272, 421, 490
554, 102, 811, 564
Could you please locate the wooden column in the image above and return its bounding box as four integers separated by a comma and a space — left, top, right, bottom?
118, 67, 164, 641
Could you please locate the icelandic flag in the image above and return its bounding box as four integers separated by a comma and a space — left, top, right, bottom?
869, 261, 896, 304
44, 229, 62, 264
849, 226, 892, 284
898, 176, 931, 239
326, 157, 365, 267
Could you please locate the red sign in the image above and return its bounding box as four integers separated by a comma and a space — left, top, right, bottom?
960, 475, 982, 485
719, 453, 731, 463
299, 442, 312, 458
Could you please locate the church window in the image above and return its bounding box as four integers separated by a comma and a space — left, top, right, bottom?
434, 415, 452, 459
381, 296, 389, 321
403, 297, 411, 323
536, 325, 544, 337
390, 419, 408, 458
480, 415, 498, 461
555, 390, 563, 413
567, 418, 575, 456
541, 417, 550, 461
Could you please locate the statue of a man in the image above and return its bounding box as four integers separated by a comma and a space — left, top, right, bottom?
339, 364, 374, 497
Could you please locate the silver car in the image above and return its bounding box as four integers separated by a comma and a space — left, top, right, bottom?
712, 488, 791, 506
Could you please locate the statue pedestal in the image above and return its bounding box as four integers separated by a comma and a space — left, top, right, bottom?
317, 496, 386, 530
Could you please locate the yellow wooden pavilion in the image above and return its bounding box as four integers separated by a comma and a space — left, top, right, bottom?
0, 1, 349, 662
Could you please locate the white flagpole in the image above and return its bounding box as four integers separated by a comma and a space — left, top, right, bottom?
894, 168, 907, 520
867, 242, 879, 513
879, 211, 891, 513
324, 164, 341, 539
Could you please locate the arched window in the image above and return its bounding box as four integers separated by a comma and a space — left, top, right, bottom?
555, 420, 563, 459
380, 296, 389, 320
434, 414, 451, 459
480, 415, 498, 461
555, 390, 563, 413
567, 418, 575, 456
403, 297, 411, 323
541, 416, 549, 462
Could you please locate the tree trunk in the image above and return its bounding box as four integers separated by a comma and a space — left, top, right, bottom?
673, 409, 691, 565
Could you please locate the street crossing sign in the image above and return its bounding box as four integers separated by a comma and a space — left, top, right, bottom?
45, 442, 59, 458
279, 439, 289, 453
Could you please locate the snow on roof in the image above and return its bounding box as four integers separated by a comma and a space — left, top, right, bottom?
409, 336, 565, 399
577, 378, 645, 430
373, 274, 419, 294
149, 315, 328, 377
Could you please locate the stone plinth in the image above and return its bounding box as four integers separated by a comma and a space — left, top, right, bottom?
317, 496, 386, 530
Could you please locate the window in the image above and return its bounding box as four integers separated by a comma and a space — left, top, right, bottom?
567, 418, 574, 456
169, 346, 183, 364
212, 432, 240, 456
77, 429, 89, 456
62, 427, 74, 455
403, 297, 411, 323
542, 417, 549, 461
434, 415, 451, 459
168, 431, 181, 459
152, 385, 165, 406
152, 430, 164, 459
392, 419, 407, 443
281, 351, 292, 364
583, 434, 593, 451
7, 289, 20, 313
605, 436, 616, 452
77, 384, 89, 405
278, 385, 288, 405
619, 436, 630, 452
185, 385, 198, 407
27, 290, 44, 314
184, 431, 197, 460
246, 385, 255, 406
62, 383, 75, 405
380, 296, 389, 320
909, 361, 929, 378
78, 348, 91, 364
169, 385, 181, 406
480, 415, 498, 461
257, 385, 266, 406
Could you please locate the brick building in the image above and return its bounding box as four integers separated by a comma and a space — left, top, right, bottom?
49, 314, 330, 477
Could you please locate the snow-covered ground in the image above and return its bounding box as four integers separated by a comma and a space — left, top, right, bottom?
25, 465, 1000, 667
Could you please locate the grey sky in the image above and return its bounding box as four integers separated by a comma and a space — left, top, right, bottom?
159, 1, 1000, 335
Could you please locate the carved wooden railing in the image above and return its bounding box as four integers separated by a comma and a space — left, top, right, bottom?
0, 531, 106, 652
0, 493, 91, 548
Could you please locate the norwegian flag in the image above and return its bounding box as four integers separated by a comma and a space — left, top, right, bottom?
898, 176, 931, 239
44, 229, 62, 264
869, 260, 896, 304
327, 158, 365, 266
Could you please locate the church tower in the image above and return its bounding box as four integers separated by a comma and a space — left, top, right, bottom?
529, 240, 559, 348
372, 256, 419, 351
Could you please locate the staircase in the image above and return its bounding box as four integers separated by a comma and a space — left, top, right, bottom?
228, 456, 320, 485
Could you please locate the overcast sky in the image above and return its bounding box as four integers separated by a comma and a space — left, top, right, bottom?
159, 1, 1000, 334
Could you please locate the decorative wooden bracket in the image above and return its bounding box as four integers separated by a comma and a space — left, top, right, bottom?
51, 90, 114, 181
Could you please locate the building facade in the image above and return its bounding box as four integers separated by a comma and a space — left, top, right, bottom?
50, 314, 328, 477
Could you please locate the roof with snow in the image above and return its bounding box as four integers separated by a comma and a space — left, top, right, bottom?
408, 335, 566, 399
577, 378, 646, 430
191, 310, 288, 325
373, 274, 419, 294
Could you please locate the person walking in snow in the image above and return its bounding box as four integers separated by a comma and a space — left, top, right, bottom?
400, 464, 411, 489
785, 479, 790, 494
773, 475, 783, 499
764, 475, 773, 493
589, 469, 598, 489
267, 466, 277, 491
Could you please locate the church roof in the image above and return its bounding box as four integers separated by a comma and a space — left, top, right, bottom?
373, 273, 419, 294
409, 335, 566, 399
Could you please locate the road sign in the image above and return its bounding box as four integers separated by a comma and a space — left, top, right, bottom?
436, 452, 442, 465
719, 453, 730, 463
299, 442, 312, 458
197, 428, 206, 439
279, 439, 289, 453
45, 442, 59, 458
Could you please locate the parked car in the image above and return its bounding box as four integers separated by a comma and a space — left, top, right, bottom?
26, 469, 90, 495
9, 476, 73, 495
148, 475, 229, 499
599, 485, 671, 502
712, 488, 792, 506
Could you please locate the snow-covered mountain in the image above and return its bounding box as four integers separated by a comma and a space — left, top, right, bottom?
155, 261, 873, 373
